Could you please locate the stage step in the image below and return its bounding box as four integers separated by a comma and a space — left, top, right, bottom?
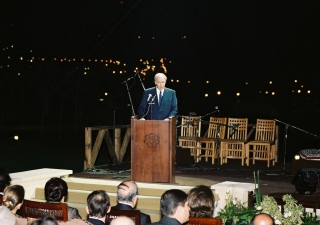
30, 176, 194, 222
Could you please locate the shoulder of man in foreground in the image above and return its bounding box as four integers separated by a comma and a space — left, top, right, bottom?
58, 218, 93, 225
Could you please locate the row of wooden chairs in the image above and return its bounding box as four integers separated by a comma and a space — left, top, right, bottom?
8, 199, 222, 225
178, 117, 277, 167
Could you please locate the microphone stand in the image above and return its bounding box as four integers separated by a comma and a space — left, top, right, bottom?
274, 119, 320, 174
121, 70, 141, 116
136, 72, 145, 90
122, 77, 135, 116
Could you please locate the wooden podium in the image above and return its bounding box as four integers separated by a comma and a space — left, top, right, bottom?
131, 117, 176, 183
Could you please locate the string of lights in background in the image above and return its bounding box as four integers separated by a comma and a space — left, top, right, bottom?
1, 44, 313, 99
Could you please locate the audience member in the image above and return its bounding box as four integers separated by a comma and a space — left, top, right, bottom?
148, 189, 189, 225
30, 216, 59, 225
86, 190, 111, 225
2, 185, 29, 224
0, 205, 16, 225
110, 216, 135, 225
3, 185, 25, 214
112, 180, 151, 225
0, 168, 11, 196
45, 177, 81, 220
250, 213, 275, 225
187, 185, 214, 218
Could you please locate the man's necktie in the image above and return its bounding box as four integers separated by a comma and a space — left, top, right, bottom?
159, 91, 162, 105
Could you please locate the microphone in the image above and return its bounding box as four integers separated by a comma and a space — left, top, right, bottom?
147, 94, 152, 102
121, 76, 134, 85
215, 106, 219, 112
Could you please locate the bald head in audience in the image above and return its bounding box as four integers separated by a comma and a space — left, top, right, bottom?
250, 213, 275, 225
110, 216, 135, 225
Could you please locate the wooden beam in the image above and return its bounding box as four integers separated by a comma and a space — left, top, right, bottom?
119, 128, 131, 162
90, 130, 106, 166
114, 128, 121, 162
104, 129, 119, 164
84, 127, 92, 169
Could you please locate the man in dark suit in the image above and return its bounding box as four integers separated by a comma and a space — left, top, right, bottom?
138, 73, 178, 120
112, 180, 151, 225
86, 190, 111, 225
147, 189, 189, 225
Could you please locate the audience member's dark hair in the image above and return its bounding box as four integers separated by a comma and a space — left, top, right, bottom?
117, 180, 138, 202
2, 185, 25, 211
30, 216, 58, 225
87, 190, 110, 218
160, 189, 188, 216
188, 185, 214, 218
0, 168, 11, 192
250, 213, 275, 225
45, 177, 68, 202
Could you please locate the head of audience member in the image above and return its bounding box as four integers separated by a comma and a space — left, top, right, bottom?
2, 185, 25, 214
160, 189, 189, 224
45, 177, 68, 203
187, 185, 215, 218
0, 168, 11, 194
250, 213, 275, 225
30, 216, 59, 225
0, 205, 16, 225
117, 180, 138, 207
86, 190, 111, 221
154, 73, 167, 91
110, 216, 135, 225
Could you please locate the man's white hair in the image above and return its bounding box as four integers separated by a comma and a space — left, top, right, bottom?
154, 73, 167, 81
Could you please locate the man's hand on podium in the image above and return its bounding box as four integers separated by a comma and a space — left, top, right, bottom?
140, 118, 146, 120
164, 118, 169, 121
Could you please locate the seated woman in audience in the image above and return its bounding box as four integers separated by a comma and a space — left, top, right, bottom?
3, 184, 30, 224
187, 185, 215, 218
45, 177, 81, 220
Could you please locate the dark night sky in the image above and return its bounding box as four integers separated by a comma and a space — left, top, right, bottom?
2, 1, 319, 80
1, 0, 320, 126
1, 1, 320, 168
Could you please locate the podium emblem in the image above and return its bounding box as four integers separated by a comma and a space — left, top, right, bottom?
144, 133, 160, 148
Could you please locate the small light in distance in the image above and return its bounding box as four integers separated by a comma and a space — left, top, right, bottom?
307, 90, 311, 94
105, 93, 108, 96
217, 91, 221, 95
297, 90, 301, 93
205, 94, 209, 97
272, 92, 275, 95
236, 93, 240, 96
14, 136, 19, 140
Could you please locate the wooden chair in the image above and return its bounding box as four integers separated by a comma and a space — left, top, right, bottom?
220, 118, 248, 166
246, 119, 276, 167
21, 199, 68, 222
187, 217, 223, 225
105, 209, 141, 225
196, 117, 227, 164
178, 116, 202, 161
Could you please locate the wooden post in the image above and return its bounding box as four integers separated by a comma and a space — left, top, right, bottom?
84, 127, 92, 169
114, 128, 121, 162
91, 130, 106, 167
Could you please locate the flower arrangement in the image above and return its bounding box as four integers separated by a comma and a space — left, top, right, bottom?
216, 189, 256, 225
215, 171, 320, 225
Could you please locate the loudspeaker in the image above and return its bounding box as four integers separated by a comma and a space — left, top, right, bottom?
292, 168, 319, 195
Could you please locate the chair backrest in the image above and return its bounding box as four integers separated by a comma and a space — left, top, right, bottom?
21, 199, 68, 222
188, 217, 223, 225
207, 117, 227, 139
105, 209, 141, 225
226, 118, 248, 140
180, 116, 202, 137
255, 119, 276, 141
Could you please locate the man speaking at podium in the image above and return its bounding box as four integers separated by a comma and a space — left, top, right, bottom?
138, 73, 178, 120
